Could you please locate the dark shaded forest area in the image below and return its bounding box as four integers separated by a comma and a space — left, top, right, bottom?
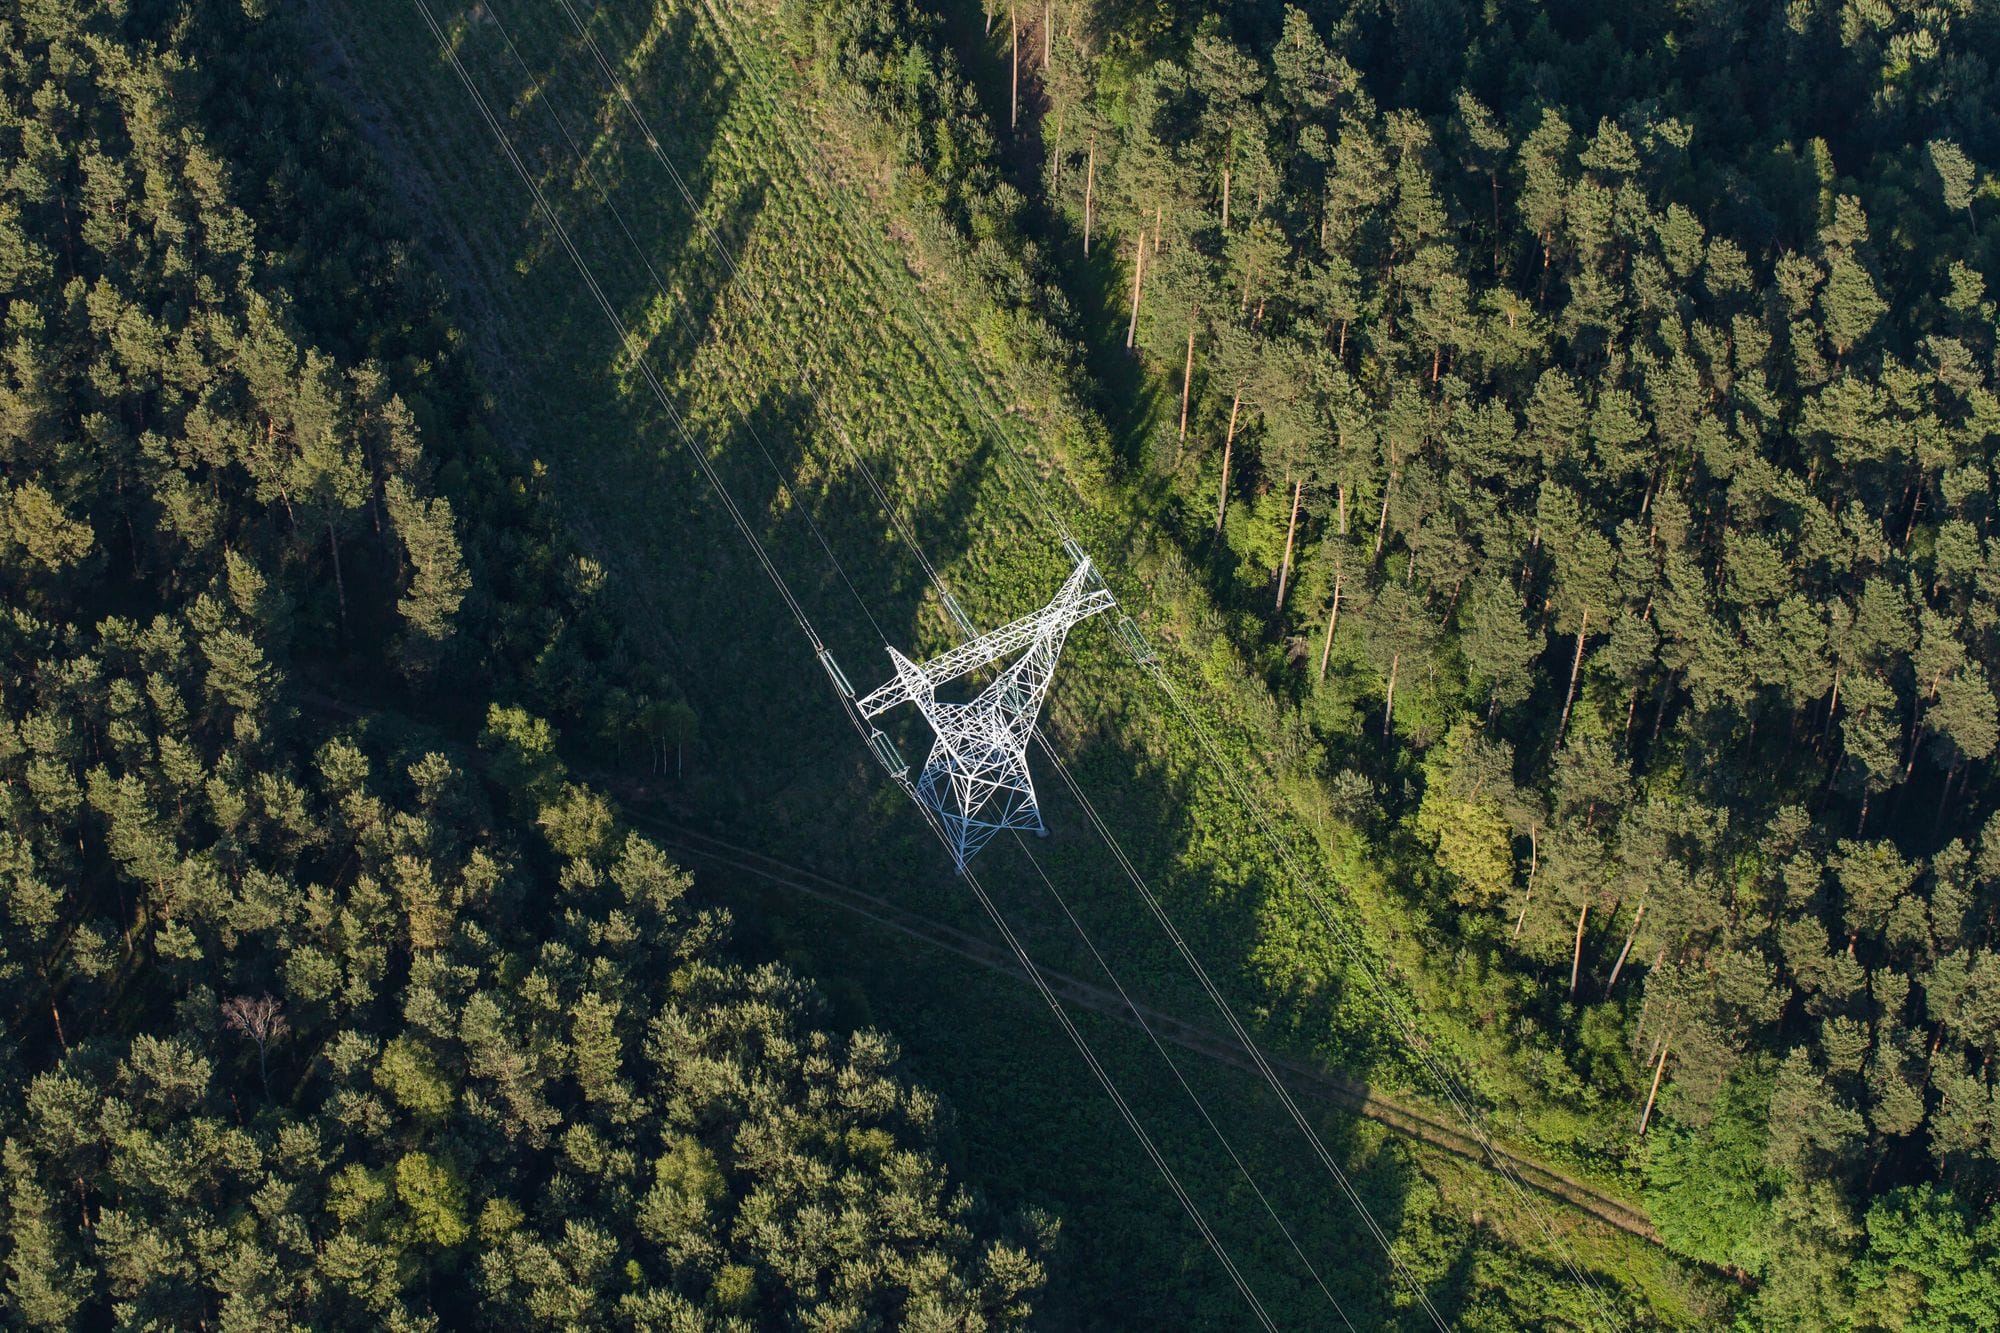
777, 0, 2000, 1323
0, 2, 1042, 1325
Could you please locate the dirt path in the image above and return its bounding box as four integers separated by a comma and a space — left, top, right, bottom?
640, 815, 1661, 1246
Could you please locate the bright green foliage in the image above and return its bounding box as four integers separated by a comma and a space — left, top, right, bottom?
1853, 1186, 2000, 1331
1643, 1068, 1782, 1275
376, 1037, 455, 1121
1416, 721, 1518, 904
394, 1153, 471, 1250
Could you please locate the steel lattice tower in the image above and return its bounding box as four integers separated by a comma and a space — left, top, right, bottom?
859, 559, 1114, 868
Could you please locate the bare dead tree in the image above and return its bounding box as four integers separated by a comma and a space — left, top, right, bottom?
223, 993, 289, 1099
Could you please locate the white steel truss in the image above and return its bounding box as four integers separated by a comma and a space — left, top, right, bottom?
860, 559, 1114, 867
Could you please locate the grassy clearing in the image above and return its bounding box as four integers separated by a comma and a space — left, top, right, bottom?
308, 0, 1722, 1322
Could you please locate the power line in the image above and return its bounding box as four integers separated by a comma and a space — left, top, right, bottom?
534, 6, 1533, 1320
1029, 737, 1448, 1330
553, 0, 975, 636
408, 7, 1281, 1322
1145, 667, 1620, 1324
1008, 832, 1357, 1330
481, 5, 888, 647
922, 819, 1282, 1330
408, 0, 825, 661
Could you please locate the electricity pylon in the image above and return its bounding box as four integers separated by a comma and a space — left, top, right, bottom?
859, 559, 1114, 868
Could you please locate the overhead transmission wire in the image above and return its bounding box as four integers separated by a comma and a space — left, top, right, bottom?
408, 5, 1276, 1325
949, 851, 1279, 1330
601, 6, 1623, 1316
552, 0, 971, 634
561, 0, 1080, 583
535, 4, 1466, 1322
1006, 831, 1355, 1329
407, 0, 826, 665
472, 4, 1313, 1317
482, 5, 887, 648
1146, 668, 1621, 1323
1019, 746, 1447, 1330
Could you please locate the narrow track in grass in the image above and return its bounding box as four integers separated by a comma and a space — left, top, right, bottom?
640, 814, 1662, 1247
295, 670, 1660, 1251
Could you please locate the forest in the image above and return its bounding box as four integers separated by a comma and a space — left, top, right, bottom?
0, 1, 1041, 1325
774, 0, 2000, 1324
10, 0, 2000, 1325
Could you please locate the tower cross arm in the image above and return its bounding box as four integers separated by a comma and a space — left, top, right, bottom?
857, 568, 1112, 719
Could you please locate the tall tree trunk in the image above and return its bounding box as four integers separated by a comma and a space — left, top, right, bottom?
1489, 171, 1502, 272
1937, 760, 1961, 836
1902, 667, 1945, 780
1650, 673, 1672, 746
1050, 104, 1064, 192
1442, 573, 1468, 624
1319, 566, 1344, 682
1276, 478, 1303, 609
1570, 903, 1589, 994
1083, 138, 1095, 254
1043, 0, 1051, 64
1605, 902, 1645, 996
48, 986, 67, 1052
1638, 1036, 1671, 1135
1557, 609, 1589, 739
1373, 472, 1396, 558
1179, 321, 1196, 441
1221, 165, 1232, 230
327, 520, 347, 622
1124, 231, 1146, 349
1513, 825, 1539, 939
1215, 390, 1241, 532
1337, 318, 1348, 362
1383, 651, 1400, 738
1009, 6, 1019, 129
1337, 482, 1348, 535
